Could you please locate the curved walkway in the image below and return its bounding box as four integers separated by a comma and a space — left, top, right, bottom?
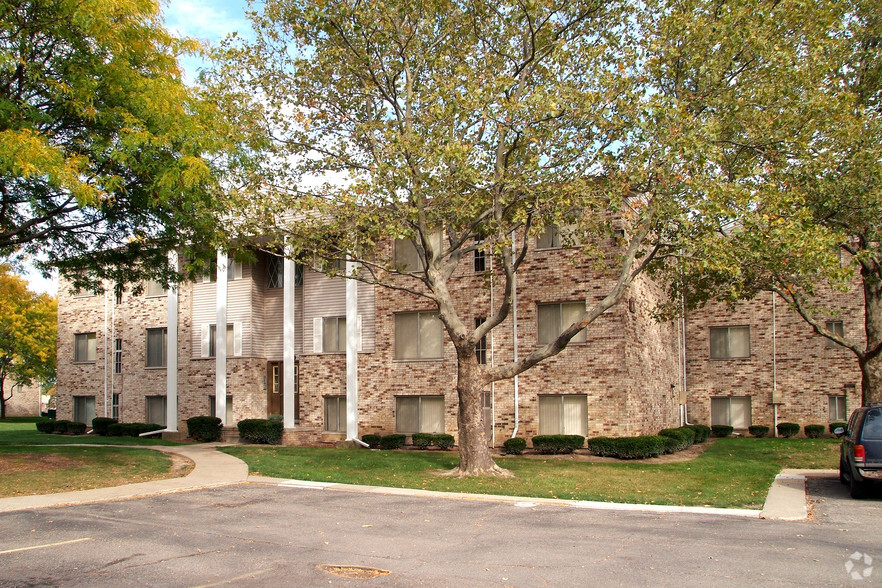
0, 443, 831, 520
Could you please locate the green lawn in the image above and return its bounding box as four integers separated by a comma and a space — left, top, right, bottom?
222, 437, 840, 509
0, 420, 182, 446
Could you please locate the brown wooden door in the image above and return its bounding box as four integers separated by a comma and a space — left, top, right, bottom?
267, 362, 283, 417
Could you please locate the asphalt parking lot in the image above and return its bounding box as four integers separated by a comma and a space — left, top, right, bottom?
1, 477, 880, 587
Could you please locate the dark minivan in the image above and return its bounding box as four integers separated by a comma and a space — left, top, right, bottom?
838, 403, 882, 499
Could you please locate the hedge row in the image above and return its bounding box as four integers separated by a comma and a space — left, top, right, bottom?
588, 435, 667, 459
92, 417, 117, 436
35, 419, 88, 435
107, 422, 164, 437
532, 435, 585, 454
237, 419, 283, 444
410, 433, 455, 450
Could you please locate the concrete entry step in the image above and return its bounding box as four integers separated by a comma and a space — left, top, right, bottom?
222, 426, 241, 444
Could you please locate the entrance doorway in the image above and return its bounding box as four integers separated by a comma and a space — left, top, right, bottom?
267, 361, 299, 423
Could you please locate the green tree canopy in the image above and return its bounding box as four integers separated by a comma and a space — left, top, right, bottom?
0, 0, 252, 287
0, 264, 55, 418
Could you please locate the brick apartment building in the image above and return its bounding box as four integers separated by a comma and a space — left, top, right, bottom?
55, 232, 863, 444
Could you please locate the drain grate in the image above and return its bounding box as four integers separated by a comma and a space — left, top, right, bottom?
317, 564, 390, 579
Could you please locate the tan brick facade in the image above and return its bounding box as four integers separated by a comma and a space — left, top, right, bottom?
55, 244, 864, 444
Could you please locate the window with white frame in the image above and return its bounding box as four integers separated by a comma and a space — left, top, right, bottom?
73, 396, 95, 425
709, 326, 750, 359
537, 302, 586, 345
711, 396, 752, 428
829, 395, 847, 421
202, 323, 241, 358
146, 327, 167, 367
396, 396, 445, 434
825, 320, 845, 349
394, 311, 443, 359
74, 333, 97, 362
227, 260, 243, 281
475, 317, 487, 364
538, 395, 587, 435
145, 279, 166, 297
473, 239, 486, 273
111, 393, 120, 420
324, 396, 347, 433
145, 395, 167, 427
267, 256, 303, 289
536, 225, 562, 249
322, 317, 346, 353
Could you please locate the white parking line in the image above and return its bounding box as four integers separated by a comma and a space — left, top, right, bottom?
0, 537, 92, 555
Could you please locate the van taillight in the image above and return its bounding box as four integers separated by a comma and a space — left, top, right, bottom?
855, 445, 865, 463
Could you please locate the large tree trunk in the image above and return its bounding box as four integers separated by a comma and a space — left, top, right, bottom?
0, 376, 6, 420
444, 351, 512, 478
861, 265, 882, 405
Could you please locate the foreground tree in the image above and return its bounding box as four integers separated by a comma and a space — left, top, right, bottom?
209, 0, 703, 476
0, 265, 56, 419
645, 0, 882, 405
0, 0, 250, 287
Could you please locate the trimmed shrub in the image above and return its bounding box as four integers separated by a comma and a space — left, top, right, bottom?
107, 423, 123, 436
748, 425, 770, 438
362, 434, 382, 449
432, 434, 455, 450
829, 422, 848, 434
91, 417, 117, 436
61, 421, 87, 435
588, 435, 666, 460
804, 424, 825, 439
52, 420, 74, 434
186, 416, 223, 442
35, 418, 55, 433
711, 425, 734, 438
531, 435, 585, 454
107, 423, 163, 437
379, 434, 406, 450
411, 433, 432, 449
685, 424, 711, 443
502, 437, 527, 455
237, 419, 284, 444
658, 428, 695, 452
776, 422, 801, 438
660, 435, 680, 455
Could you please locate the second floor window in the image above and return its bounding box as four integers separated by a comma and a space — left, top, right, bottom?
825, 320, 845, 349
74, 332, 97, 362
709, 326, 750, 359
394, 311, 443, 360
537, 302, 586, 345
146, 328, 167, 367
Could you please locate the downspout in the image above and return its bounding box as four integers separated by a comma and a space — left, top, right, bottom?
772, 291, 779, 437
103, 281, 109, 418
511, 231, 519, 439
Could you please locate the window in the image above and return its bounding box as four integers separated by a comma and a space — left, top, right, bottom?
146, 328, 168, 367
829, 395, 846, 422
711, 396, 752, 428
111, 393, 120, 420
475, 317, 487, 365
537, 302, 586, 345
114, 338, 122, 374
473, 240, 486, 273
394, 311, 443, 359
227, 260, 243, 281
71, 271, 97, 298
536, 225, 562, 249
322, 317, 346, 353
74, 333, 97, 362
145, 395, 167, 427
209, 395, 233, 424
145, 279, 166, 297
324, 396, 347, 433
538, 395, 587, 436
115, 288, 122, 305
204, 324, 238, 358
73, 396, 95, 425
393, 232, 442, 272
267, 256, 303, 289
709, 326, 750, 359
396, 396, 445, 434
825, 320, 845, 349
202, 261, 218, 283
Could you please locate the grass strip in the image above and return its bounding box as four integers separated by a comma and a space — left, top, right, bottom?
222, 437, 840, 509
0, 421, 181, 446
0, 445, 184, 497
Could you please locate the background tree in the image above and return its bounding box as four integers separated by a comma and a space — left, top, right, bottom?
644, 0, 882, 406
0, 265, 56, 419
209, 0, 697, 476
0, 0, 255, 288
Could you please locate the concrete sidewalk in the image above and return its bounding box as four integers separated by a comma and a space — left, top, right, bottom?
0, 444, 832, 520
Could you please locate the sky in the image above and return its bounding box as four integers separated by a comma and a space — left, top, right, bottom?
22, 0, 254, 295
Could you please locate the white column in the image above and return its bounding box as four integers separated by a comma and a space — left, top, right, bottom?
345, 260, 358, 440
215, 251, 228, 425
166, 251, 179, 432
283, 256, 297, 429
